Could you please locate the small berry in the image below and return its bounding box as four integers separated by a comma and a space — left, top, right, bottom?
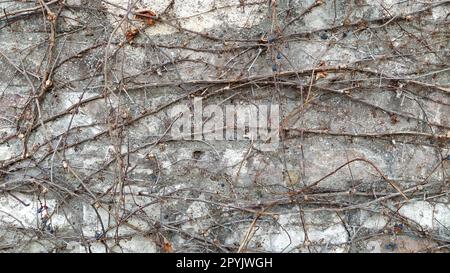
320, 33, 328, 40
95, 231, 104, 240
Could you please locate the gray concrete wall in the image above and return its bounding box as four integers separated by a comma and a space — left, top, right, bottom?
0, 0, 449, 253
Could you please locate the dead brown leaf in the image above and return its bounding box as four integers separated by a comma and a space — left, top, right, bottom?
315, 61, 328, 80
162, 239, 173, 253
135, 9, 157, 26
125, 27, 139, 43
315, 71, 328, 80
390, 113, 399, 124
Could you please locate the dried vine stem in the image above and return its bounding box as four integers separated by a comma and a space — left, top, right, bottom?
0, 0, 449, 253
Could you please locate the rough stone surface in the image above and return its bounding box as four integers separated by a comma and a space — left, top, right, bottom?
0, 0, 449, 253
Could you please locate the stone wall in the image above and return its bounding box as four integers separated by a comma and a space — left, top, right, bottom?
0, 0, 449, 252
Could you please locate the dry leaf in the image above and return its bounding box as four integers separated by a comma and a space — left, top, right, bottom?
162, 239, 173, 253
259, 35, 268, 44
315, 71, 328, 80
390, 113, 399, 124
126, 27, 139, 43
343, 18, 351, 27
315, 61, 328, 80
135, 9, 157, 26
357, 19, 369, 30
